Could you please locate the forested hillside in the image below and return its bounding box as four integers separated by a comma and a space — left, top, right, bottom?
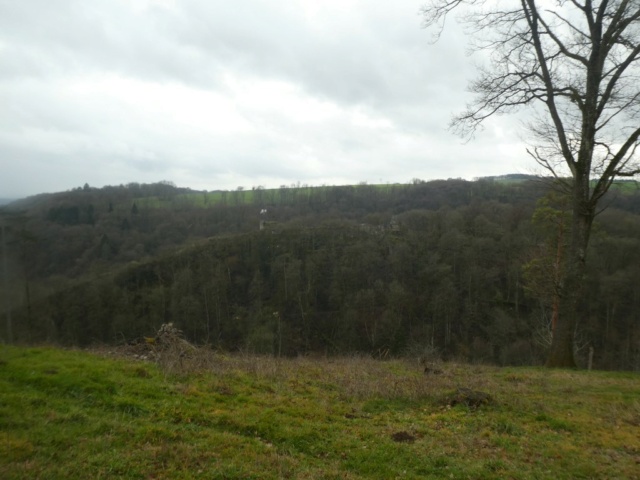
2, 178, 639, 370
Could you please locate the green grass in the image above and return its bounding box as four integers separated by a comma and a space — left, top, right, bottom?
127, 181, 640, 213
607, 179, 640, 193
1, 346, 639, 479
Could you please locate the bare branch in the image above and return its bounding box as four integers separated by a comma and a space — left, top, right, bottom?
421, 0, 640, 191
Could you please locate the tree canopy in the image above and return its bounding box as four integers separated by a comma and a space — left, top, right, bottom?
2, 179, 640, 370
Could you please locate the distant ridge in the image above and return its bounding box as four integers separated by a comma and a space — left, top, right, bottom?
481, 174, 540, 181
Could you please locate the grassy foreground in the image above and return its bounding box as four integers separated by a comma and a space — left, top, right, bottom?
1, 346, 639, 479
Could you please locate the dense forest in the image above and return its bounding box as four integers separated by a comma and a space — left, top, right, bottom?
1, 177, 639, 370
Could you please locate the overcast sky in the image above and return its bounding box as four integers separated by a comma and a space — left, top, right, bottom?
0, 0, 531, 199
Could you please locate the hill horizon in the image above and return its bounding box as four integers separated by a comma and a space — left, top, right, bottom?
4, 173, 549, 207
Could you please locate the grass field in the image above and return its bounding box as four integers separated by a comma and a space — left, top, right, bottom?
130, 178, 639, 213
1, 345, 639, 479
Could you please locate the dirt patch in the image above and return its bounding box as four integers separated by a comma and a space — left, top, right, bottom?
391, 431, 416, 443
447, 388, 494, 409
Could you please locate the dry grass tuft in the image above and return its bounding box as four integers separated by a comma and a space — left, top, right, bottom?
154, 349, 506, 404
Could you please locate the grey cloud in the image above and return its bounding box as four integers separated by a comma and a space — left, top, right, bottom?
0, 0, 222, 85
0, 0, 526, 198
164, 1, 471, 109
2, 0, 470, 112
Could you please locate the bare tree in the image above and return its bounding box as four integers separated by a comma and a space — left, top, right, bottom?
422, 0, 640, 367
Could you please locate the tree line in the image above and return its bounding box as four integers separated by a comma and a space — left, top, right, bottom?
2, 179, 639, 370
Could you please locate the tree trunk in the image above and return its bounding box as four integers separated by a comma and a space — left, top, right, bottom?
545, 186, 593, 368
545, 299, 577, 367
1, 223, 12, 343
